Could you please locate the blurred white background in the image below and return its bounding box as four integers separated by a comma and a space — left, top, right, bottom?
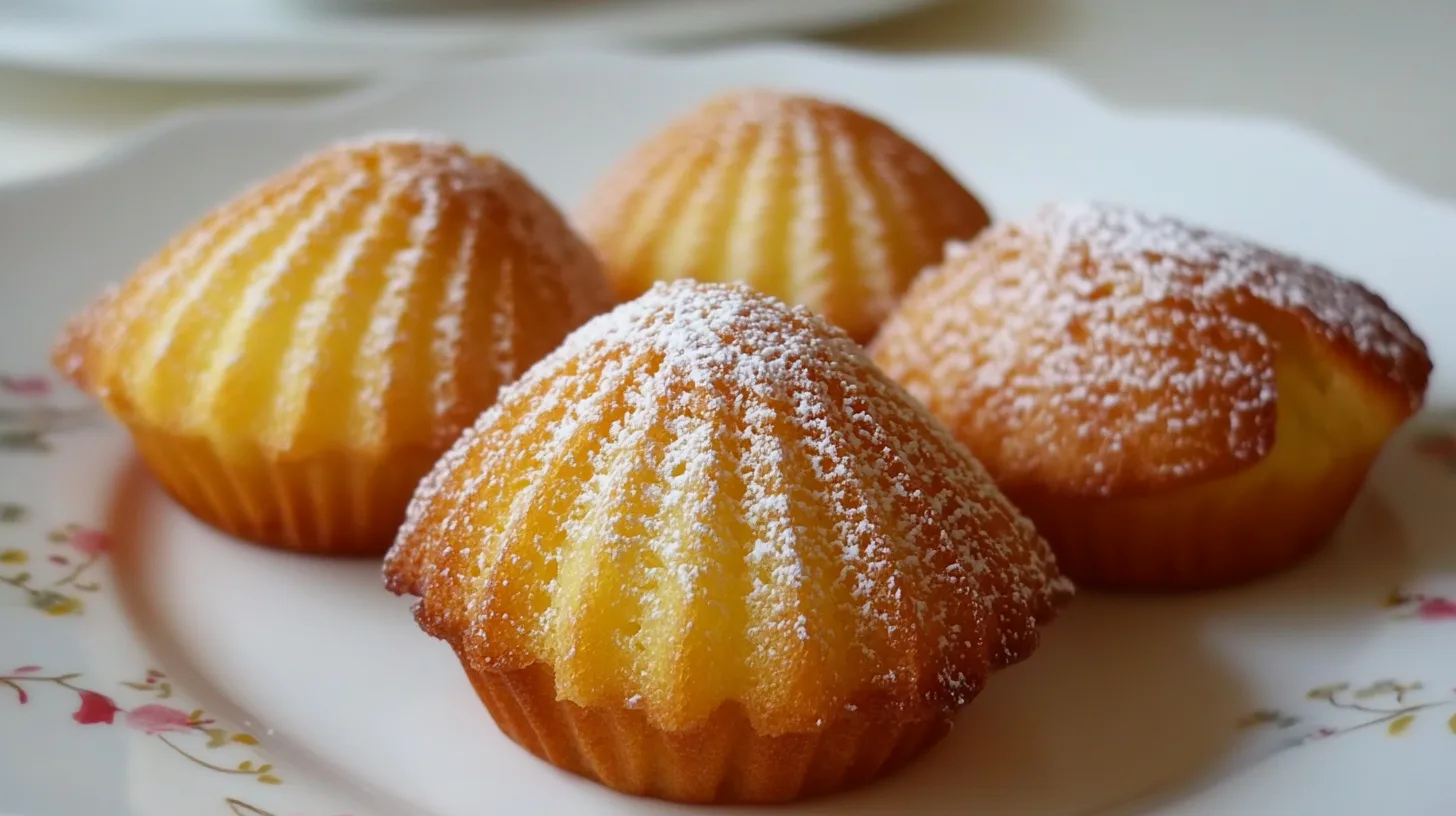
0, 0, 1450, 197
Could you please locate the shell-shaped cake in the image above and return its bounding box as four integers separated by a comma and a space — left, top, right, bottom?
870, 202, 1432, 590
54, 134, 616, 556
577, 89, 992, 343
385, 280, 1070, 803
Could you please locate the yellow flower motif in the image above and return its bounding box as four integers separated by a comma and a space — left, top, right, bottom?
30, 590, 82, 616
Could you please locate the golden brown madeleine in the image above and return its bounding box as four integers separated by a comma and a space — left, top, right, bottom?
577, 89, 991, 343
385, 280, 1069, 803
870, 202, 1432, 591
53, 134, 615, 556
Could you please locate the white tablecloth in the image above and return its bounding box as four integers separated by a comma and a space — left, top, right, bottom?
0, 0, 1451, 200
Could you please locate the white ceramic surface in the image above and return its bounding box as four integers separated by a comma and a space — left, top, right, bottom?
1, 46, 1455, 816
0, 0, 942, 82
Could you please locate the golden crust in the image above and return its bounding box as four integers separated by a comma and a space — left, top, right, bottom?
577, 89, 991, 343
53, 133, 616, 554
466, 661, 951, 804
870, 202, 1431, 500
386, 280, 1069, 740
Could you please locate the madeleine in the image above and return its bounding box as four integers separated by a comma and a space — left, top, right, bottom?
54, 134, 615, 555
871, 202, 1431, 590
578, 89, 991, 343
386, 280, 1069, 802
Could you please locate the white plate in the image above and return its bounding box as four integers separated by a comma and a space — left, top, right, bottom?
0, 0, 941, 83
3, 45, 1456, 816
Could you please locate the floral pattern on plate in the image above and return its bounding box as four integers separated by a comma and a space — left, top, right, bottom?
0, 666, 282, 784
1383, 588, 1456, 621
0, 372, 102, 453
1, 375, 338, 815
1239, 679, 1456, 743
3, 362, 1456, 815
0, 522, 109, 617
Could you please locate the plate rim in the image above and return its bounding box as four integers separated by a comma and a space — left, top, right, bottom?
2, 42, 1455, 816
3, 42, 1452, 220
0, 1, 946, 84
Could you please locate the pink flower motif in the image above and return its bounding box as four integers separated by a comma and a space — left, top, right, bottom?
125, 704, 195, 734
1416, 597, 1456, 621
73, 690, 120, 725
0, 375, 50, 397
10, 666, 41, 674
69, 528, 111, 557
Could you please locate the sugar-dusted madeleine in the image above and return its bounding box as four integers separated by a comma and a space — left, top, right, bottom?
53, 133, 615, 556
870, 201, 1432, 591
385, 280, 1070, 803
576, 89, 992, 343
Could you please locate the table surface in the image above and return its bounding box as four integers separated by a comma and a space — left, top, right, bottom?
0, 0, 1451, 203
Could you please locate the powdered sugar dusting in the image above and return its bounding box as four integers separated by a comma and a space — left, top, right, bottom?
873, 201, 1431, 496
387, 280, 1069, 726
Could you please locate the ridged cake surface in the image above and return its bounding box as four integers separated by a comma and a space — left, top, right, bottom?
870, 201, 1432, 588
54, 134, 616, 554
577, 90, 992, 343
386, 280, 1070, 741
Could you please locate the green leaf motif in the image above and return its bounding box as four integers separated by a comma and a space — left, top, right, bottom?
204, 728, 230, 749
1355, 680, 1400, 700
0, 503, 25, 523
156, 682, 172, 699
0, 549, 27, 564
237, 760, 254, 772
1307, 683, 1350, 701
0, 430, 47, 453
256, 775, 281, 785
